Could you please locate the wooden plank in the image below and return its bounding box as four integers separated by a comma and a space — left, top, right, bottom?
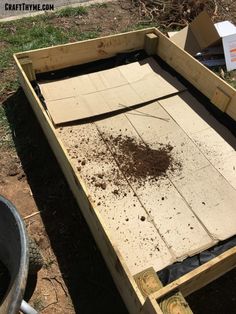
15, 28, 155, 73
154, 28, 236, 121
211, 87, 231, 112
227, 94, 236, 119
14, 54, 146, 314
95, 105, 214, 261
135, 269, 193, 314
140, 296, 164, 314
134, 267, 163, 298
159, 292, 193, 314
150, 246, 236, 300
145, 33, 159, 56
141, 292, 193, 314
18, 57, 36, 81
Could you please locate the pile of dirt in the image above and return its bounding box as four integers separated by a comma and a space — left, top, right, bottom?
107, 135, 181, 184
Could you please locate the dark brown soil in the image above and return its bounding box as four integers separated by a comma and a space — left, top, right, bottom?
107, 134, 181, 183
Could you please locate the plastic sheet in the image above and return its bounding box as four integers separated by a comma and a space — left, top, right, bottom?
157, 236, 236, 285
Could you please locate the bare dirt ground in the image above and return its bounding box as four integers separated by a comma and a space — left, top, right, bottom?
1, 1, 236, 313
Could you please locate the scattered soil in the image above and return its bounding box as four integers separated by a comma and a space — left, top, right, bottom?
107, 134, 181, 184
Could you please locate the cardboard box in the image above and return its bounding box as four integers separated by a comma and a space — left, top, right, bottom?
170, 11, 236, 71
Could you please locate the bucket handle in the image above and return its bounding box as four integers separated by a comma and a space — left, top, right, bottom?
20, 300, 38, 314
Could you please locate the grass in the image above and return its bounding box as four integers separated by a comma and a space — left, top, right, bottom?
55, 6, 88, 17
91, 3, 109, 8
44, 257, 55, 270
0, 106, 13, 149
0, 13, 100, 72
32, 296, 44, 311
0, 4, 105, 145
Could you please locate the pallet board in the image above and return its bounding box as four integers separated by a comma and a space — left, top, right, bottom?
14, 29, 236, 314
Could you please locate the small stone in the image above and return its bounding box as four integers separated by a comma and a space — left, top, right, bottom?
17, 173, 26, 181
8, 165, 20, 176
140, 216, 146, 222
81, 160, 86, 166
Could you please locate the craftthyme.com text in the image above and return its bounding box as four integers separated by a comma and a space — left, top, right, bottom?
4, 3, 54, 11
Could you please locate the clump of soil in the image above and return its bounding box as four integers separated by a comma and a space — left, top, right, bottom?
108, 135, 181, 184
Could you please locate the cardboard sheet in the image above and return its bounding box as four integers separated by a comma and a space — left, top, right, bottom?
170, 11, 236, 70
56, 91, 236, 273
39, 57, 186, 124
170, 11, 220, 56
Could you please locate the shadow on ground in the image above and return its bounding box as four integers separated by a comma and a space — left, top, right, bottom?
3, 87, 128, 314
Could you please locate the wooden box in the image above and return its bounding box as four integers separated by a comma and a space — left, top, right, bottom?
14, 28, 236, 314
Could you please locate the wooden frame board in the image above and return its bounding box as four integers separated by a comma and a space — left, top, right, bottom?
14, 28, 236, 314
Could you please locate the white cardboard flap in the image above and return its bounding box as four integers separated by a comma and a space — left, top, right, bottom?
215, 21, 236, 38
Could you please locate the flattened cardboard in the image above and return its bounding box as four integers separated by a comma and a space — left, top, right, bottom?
39, 57, 186, 124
